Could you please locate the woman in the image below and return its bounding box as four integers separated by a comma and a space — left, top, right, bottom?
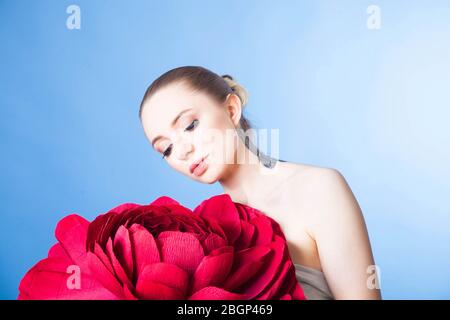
139, 66, 381, 300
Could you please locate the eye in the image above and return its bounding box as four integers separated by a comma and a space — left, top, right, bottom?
162, 144, 173, 159
185, 119, 199, 131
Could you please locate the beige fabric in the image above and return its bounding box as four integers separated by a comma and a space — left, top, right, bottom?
295, 263, 334, 300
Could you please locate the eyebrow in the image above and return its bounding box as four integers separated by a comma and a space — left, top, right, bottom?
151, 108, 193, 148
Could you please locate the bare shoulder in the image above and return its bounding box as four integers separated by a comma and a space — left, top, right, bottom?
277, 161, 359, 226
277, 161, 348, 195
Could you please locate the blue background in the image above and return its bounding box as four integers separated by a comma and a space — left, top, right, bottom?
1, 0, 449, 299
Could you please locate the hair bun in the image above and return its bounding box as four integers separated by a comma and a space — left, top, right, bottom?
222, 74, 234, 81
221, 74, 249, 107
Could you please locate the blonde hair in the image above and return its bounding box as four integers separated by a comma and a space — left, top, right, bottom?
221, 74, 249, 108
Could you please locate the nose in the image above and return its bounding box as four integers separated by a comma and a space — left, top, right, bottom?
174, 140, 194, 160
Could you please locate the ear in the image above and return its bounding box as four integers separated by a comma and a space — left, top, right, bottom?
224, 93, 242, 127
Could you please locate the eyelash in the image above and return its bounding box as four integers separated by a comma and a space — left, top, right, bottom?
162, 119, 199, 159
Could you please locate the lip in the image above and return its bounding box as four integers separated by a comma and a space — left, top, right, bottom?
189, 154, 208, 174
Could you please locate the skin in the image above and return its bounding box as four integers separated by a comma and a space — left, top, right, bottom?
140, 80, 382, 300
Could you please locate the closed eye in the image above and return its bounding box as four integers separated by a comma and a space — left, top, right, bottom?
162, 144, 172, 159
161, 120, 198, 159
185, 119, 199, 131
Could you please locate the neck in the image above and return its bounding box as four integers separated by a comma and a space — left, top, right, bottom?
218, 139, 280, 206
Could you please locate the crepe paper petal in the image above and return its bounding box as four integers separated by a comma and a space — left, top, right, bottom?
123, 284, 138, 300
200, 216, 227, 241
48, 243, 69, 259
234, 221, 255, 250
129, 224, 160, 275
236, 204, 254, 221
255, 260, 292, 299
105, 238, 133, 288
156, 231, 204, 274
291, 280, 307, 300
18, 257, 119, 300
189, 286, 248, 300
113, 225, 134, 279
138, 263, 189, 295
86, 251, 124, 298
92, 243, 114, 275
201, 233, 228, 255
87, 203, 142, 251
221, 246, 271, 292
150, 196, 180, 207
271, 260, 306, 300
108, 202, 141, 215
55, 214, 90, 269
191, 246, 234, 293
267, 217, 286, 239
277, 264, 307, 300
136, 280, 184, 300
18, 256, 68, 299
274, 271, 307, 300
86, 213, 110, 251
193, 194, 241, 244
250, 216, 274, 246
17, 292, 29, 300
238, 235, 287, 299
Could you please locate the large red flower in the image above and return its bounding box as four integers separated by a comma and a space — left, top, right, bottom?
18, 194, 306, 300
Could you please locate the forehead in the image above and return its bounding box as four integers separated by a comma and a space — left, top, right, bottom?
141, 81, 215, 140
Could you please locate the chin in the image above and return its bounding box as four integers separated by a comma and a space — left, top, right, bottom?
202, 177, 217, 185
195, 163, 223, 184
193, 174, 216, 185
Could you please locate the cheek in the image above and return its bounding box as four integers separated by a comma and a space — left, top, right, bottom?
166, 159, 187, 174
202, 108, 233, 131
200, 128, 238, 167
190, 116, 226, 153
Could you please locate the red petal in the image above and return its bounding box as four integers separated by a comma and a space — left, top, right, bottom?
136, 280, 183, 300
291, 281, 307, 300
48, 243, 69, 259
150, 196, 180, 206
123, 284, 138, 300
137, 263, 189, 296
18, 257, 118, 300
105, 238, 133, 288
108, 202, 141, 214
234, 221, 255, 250
238, 235, 287, 299
250, 216, 274, 246
129, 224, 160, 275
193, 194, 241, 244
55, 214, 90, 269
157, 231, 204, 274
93, 243, 114, 274
236, 202, 262, 221
255, 260, 292, 299
201, 233, 227, 255
87, 252, 124, 298
221, 246, 271, 292
192, 246, 234, 293
189, 286, 248, 300
113, 226, 134, 279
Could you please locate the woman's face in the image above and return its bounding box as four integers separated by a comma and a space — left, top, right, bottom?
141, 81, 243, 184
